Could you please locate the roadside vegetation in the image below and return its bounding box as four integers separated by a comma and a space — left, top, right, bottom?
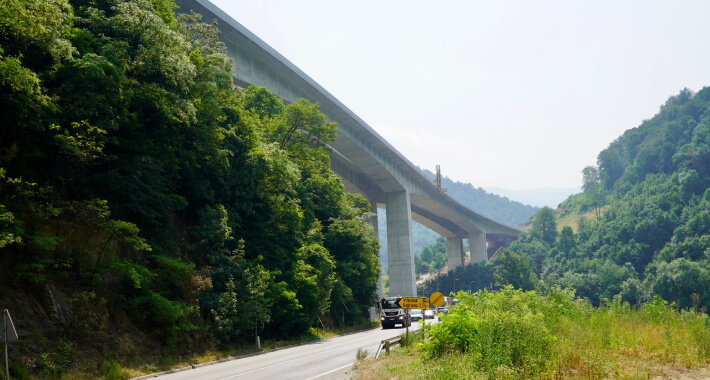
355, 287, 710, 379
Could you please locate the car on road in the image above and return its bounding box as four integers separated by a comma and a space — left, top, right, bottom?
409, 309, 423, 322
424, 309, 435, 319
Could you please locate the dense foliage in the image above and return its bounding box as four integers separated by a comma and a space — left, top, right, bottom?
0, 0, 380, 360
425, 288, 558, 378
414, 236, 448, 275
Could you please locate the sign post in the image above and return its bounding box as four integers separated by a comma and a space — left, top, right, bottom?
395, 297, 429, 346
255, 319, 264, 350
3, 309, 18, 380
405, 309, 409, 345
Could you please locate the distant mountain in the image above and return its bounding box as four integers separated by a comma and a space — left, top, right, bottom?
484, 187, 581, 208
419, 168, 540, 226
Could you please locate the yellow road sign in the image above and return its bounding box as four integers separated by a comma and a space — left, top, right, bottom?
429, 292, 445, 307
396, 297, 429, 309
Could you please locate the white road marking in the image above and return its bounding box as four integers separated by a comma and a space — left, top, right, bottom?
216, 349, 343, 379
304, 363, 354, 380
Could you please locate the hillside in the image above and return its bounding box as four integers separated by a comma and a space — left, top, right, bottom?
509, 87, 710, 307
484, 186, 581, 208
419, 87, 710, 311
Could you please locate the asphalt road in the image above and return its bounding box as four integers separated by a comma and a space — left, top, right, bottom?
143, 320, 433, 380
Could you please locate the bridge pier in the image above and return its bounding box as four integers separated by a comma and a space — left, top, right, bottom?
386, 190, 417, 297
368, 197, 382, 321
469, 232, 487, 263
447, 238, 465, 269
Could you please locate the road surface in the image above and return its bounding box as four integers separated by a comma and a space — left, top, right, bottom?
143, 321, 433, 380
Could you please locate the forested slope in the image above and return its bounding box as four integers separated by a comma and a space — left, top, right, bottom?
502, 88, 710, 307
0, 0, 380, 370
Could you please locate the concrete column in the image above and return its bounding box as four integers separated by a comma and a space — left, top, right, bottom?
367, 197, 381, 321
447, 238, 464, 270
469, 232, 487, 263
368, 197, 379, 239
386, 190, 417, 297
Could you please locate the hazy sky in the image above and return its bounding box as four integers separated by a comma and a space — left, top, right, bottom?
209, 0, 710, 190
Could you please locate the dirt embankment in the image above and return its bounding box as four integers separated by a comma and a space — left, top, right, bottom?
0, 279, 166, 376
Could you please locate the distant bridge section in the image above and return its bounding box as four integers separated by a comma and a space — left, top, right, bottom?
175, 0, 522, 297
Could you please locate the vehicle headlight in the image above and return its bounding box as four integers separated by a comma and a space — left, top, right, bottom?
398, 316, 403, 319
380, 317, 385, 321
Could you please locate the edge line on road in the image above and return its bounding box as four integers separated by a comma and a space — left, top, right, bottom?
305, 363, 354, 380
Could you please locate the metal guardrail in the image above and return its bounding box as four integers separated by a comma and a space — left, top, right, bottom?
374, 336, 403, 359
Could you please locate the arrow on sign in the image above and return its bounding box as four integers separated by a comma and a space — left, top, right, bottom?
396, 297, 429, 309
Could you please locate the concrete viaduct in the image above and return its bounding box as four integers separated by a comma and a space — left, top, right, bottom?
175, 0, 521, 297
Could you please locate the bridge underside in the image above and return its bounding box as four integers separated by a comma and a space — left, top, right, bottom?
335, 154, 518, 296
175, 0, 521, 300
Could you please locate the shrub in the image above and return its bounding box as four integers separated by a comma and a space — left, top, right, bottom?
9, 362, 30, 380
425, 287, 555, 378
100, 361, 129, 380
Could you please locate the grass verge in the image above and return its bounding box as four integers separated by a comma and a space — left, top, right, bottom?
354, 287, 710, 379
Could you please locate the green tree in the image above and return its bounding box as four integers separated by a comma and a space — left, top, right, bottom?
494, 249, 538, 291
651, 258, 710, 310
556, 226, 576, 258
582, 165, 605, 220
531, 207, 558, 245
324, 194, 380, 325
597, 148, 624, 191
289, 243, 336, 330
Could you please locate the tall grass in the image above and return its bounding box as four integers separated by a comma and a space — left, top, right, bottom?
355, 287, 710, 379
555, 295, 710, 379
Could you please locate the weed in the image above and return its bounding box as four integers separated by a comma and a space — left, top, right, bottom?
356, 348, 369, 361
57, 341, 75, 363
39, 352, 65, 377
100, 361, 129, 380
140, 363, 158, 373
9, 362, 30, 380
